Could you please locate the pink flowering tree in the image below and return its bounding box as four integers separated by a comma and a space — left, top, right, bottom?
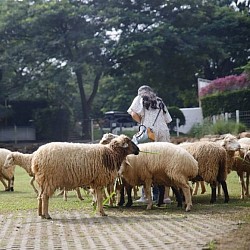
200, 73, 250, 98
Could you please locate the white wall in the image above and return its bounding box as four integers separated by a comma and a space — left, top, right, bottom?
179, 107, 203, 134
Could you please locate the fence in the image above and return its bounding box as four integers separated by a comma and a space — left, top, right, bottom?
206, 110, 250, 128
0, 126, 36, 143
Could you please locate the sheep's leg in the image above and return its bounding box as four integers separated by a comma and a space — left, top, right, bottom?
125, 185, 133, 207
200, 181, 206, 194
76, 187, 84, 201
57, 190, 64, 196
0, 178, 8, 190
171, 186, 182, 208
96, 187, 107, 216
210, 182, 217, 203
37, 191, 43, 217
144, 180, 153, 210
220, 180, 229, 203
118, 184, 125, 206
42, 193, 51, 220
63, 190, 67, 201
192, 182, 199, 195
30, 177, 39, 195
133, 186, 139, 199
238, 172, 245, 199
157, 185, 165, 206
6, 177, 14, 192
245, 173, 249, 197
180, 184, 192, 212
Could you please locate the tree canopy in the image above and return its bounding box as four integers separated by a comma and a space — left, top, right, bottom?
0, 0, 249, 138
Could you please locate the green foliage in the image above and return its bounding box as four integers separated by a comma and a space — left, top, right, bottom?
189, 121, 214, 139
33, 107, 73, 141
168, 106, 185, 132
212, 120, 246, 135
189, 120, 246, 138
0, 0, 250, 128
201, 89, 250, 117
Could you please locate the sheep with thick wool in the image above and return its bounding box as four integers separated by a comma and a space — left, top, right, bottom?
180, 134, 240, 204
4, 151, 85, 200
118, 142, 198, 212
230, 143, 250, 199
0, 148, 15, 191
31, 134, 139, 219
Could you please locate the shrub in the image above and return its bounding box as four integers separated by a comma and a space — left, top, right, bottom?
168, 106, 186, 132
188, 120, 246, 138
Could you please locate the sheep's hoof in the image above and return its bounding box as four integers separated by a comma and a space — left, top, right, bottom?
185, 206, 192, 212
146, 204, 153, 210
41, 215, 52, 220
99, 212, 107, 217
118, 201, 124, 207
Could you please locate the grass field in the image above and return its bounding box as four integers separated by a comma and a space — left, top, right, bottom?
0, 167, 250, 222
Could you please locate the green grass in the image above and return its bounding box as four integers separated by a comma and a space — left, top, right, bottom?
0, 167, 250, 221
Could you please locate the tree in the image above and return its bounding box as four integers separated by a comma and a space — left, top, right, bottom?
0, 0, 113, 139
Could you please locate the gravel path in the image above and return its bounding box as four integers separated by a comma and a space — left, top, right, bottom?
0, 209, 240, 250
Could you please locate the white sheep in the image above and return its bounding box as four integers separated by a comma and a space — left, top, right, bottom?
4, 151, 38, 194
0, 148, 15, 191
238, 137, 250, 145
118, 142, 199, 212
180, 134, 240, 204
4, 151, 85, 201
31, 134, 139, 219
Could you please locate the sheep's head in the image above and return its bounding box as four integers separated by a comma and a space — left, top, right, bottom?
220, 134, 240, 151
238, 144, 250, 164
109, 134, 140, 156
99, 133, 118, 145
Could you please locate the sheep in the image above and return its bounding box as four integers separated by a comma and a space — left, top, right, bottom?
230, 143, 250, 199
238, 137, 250, 145
100, 133, 187, 208
118, 142, 199, 212
31, 134, 139, 219
0, 148, 15, 191
180, 134, 241, 204
4, 151, 38, 195
4, 151, 85, 201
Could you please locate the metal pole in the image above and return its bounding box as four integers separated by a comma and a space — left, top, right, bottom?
176, 118, 180, 137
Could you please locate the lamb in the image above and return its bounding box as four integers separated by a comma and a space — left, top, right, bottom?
31, 134, 139, 219
0, 148, 15, 191
230, 143, 250, 199
118, 142, 199, 212
4, 151, 38, 194
180, 134, 241, 204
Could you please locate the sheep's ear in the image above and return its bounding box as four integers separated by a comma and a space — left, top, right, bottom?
220, 141, 225, 147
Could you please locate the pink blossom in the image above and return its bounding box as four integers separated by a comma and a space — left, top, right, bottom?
200, 73, 250, 98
